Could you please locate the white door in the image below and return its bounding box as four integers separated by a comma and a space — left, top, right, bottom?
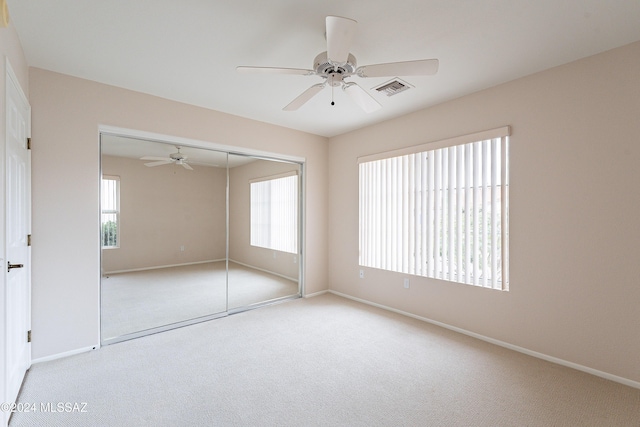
4, 64, 31, 415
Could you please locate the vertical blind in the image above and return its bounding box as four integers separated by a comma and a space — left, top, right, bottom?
250, 172, 298, 254
101, 176, 120, 248
358, 128, 510, 290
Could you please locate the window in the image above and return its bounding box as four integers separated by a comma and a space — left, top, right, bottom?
359, 127, 510, 290
101, 175, 120, 248
250, 172, 298, 254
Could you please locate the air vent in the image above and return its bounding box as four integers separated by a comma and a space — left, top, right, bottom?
374, 78, 413, 97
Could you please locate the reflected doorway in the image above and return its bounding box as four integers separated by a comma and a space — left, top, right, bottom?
100, 133, 302, 344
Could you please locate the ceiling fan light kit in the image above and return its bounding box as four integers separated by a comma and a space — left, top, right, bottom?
237, 15, 438, 113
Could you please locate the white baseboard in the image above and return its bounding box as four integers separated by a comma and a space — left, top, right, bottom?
103, 259, 223, 275
303, 289, 328, 298
32, 345, 99, 365
328, 290, 640, 390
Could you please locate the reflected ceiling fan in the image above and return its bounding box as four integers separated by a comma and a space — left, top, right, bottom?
141, 146, 193, 170
237, 16, 439, 113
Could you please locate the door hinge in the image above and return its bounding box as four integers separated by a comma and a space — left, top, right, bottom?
27, 137, 31, 150
27, 234, 31, 246
27, 330, 32, 343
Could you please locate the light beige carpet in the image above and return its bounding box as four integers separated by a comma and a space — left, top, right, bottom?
11, 294, 640, 426
101, 261, 299, 339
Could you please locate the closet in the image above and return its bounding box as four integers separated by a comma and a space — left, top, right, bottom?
100, 133, 302, 344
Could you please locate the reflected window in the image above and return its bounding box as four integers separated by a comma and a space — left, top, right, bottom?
250, 172, 298, 254
101, 175, 120, 248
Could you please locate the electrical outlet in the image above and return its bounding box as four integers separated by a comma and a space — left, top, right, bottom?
359, 269, 364, 279
404, 278, 410, 289
180, 245, 185, 252
293, 256, 297, 264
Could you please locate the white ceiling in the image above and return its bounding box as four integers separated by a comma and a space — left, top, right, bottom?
7, 0, 640, 138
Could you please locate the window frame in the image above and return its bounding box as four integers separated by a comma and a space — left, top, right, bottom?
358, 126, 510, 290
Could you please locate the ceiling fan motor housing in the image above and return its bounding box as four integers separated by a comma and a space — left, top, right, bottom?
314, 51, 357, 86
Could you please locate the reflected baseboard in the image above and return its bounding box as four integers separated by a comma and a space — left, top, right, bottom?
228, 259, 297, 282
102, 259, 225, 276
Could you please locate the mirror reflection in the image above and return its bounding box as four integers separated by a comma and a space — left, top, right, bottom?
100, 135, 301, 342
228, 154, 300, 310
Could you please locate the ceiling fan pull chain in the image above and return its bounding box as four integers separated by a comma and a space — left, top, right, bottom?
330, 75, 335, 106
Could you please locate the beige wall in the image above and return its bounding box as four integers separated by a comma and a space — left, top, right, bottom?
229, 158, 300, 279
101, 155, 227, 272
29, 68, 328, 360
328, 41, 640, 383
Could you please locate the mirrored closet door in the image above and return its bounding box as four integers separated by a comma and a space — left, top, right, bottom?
100, 135, 302, 344
228, 154, 301, 311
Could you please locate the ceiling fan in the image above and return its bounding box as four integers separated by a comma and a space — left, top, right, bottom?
141, 146, 193, 170
237, 16, 439, 113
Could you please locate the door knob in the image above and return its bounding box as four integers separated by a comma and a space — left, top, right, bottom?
7, 262, 24, 272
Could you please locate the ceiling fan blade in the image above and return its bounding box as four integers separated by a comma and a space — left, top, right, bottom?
236, 66, 314, 76
343, 83, 382, 113
182, 162, 194, 170
326, 16, 357, 64
283, 84, 325, 111
144, 160, 173, 167
141, 156, 171, 161
357, 59, 439, 78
